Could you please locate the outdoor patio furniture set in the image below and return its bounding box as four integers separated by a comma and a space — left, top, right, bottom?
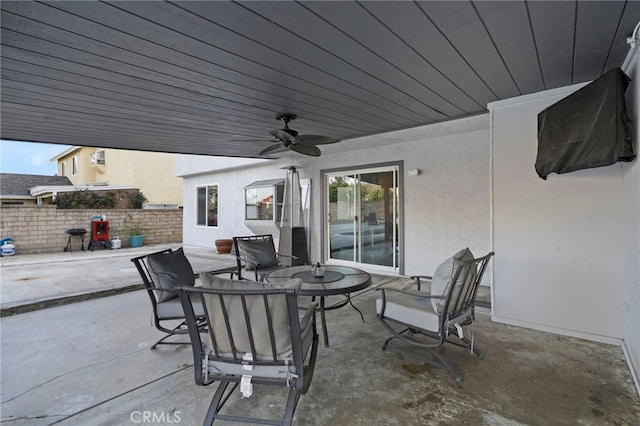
131, 234, 493, 425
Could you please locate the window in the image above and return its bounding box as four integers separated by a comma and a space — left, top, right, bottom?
245, 179, 284, 221
61, 162, 66, 176
72, 156, 78, 175
90, 150, 105, 165
196, 184, 218, 227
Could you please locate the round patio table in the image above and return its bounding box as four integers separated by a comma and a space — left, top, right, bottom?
265, 265, 372, 346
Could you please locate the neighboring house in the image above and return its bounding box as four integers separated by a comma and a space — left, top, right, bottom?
0, 173, 74, 205
176, 47, 639, 388
51, 147, 183, 207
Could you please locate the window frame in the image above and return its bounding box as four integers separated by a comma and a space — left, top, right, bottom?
195, 183, 219, 228
90, 150, 105, 165
244, 179, 284, 222
71, 156, 78, 175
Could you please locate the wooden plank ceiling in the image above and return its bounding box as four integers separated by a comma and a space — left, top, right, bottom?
1, 1, 638, 158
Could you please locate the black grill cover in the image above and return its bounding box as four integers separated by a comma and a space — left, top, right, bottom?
535, 68, 635, 180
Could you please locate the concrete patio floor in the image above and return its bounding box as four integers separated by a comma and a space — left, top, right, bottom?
1, 246, 639, 425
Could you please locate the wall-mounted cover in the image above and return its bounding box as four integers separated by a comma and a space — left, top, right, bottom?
535, 68, 635, 179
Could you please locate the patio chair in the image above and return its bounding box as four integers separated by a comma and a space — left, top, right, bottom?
176, 273, 319, 426
131, 248, 205, 349
376, 249, 494, 382
233, 234, 297, 281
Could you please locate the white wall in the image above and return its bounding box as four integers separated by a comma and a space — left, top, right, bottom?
180, 160, 286, 248
178, 114, 491, 277
306, 114, 491, 276
490, 86, 629, 344
178, 72, 639, 389
621, 46, 640, 390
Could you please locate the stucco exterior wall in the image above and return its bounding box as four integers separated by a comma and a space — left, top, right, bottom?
178, 114, 491, 278
311, 115, 491, 277
621, 46, 640, 390
57, 147, 93, 185
489, 85, 628, 344
55, 147, 183, 206
0, 205, 182, 254
178, 75, 639, 393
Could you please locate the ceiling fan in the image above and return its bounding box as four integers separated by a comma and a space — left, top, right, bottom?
259, 114, 341, 157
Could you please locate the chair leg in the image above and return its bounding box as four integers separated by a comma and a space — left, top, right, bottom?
384, 336, 465, 382
203, 382, 236, 425
381, 327, 409, 350
282, 388, 301, 426
204, 381, 301, 426
423, 347, 464, 382
150, 333, 191, 349
379, 319, 480, 382
151, 320, 197, 349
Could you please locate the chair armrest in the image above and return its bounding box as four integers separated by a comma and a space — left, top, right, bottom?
276, 253, 299, 265
409, 275, 432, 291
299, 301, 318, 331
376, 286, 443, 300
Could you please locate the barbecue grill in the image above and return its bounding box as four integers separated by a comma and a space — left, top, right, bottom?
64, 228, 87, 252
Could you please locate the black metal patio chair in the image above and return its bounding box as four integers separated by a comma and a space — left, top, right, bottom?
233, 234, 297, 281
376, 249, 494, 381
177, 273, 318, 425
131, 248, 205, 349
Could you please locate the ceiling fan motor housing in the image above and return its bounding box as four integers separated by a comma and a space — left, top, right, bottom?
276, 114, 299, 138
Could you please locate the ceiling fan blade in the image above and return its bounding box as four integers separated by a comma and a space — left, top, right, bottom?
290, 142, 321, 156
259, 143, 284, 156
269, 129, 296, 143
295, 134, 341, 145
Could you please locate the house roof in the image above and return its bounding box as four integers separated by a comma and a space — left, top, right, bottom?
0, 173, 73, 197
49, 146, 82, 162
1, 1, 638, 158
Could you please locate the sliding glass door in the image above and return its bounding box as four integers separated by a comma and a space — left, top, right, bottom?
324, 164, 400, 272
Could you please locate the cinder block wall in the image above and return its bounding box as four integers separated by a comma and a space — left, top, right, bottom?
0, 206, 183, 254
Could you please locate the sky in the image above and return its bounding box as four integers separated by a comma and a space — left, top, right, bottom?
0, 140, 71, 175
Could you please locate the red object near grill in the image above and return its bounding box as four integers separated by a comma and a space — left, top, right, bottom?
89, 220, 110, 250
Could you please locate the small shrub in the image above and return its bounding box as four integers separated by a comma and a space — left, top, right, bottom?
54, 190, 145, 209
124, 213, 147, 236
129, 192, 148, 209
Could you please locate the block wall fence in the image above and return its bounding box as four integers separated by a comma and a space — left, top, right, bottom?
0, 205, 183, 254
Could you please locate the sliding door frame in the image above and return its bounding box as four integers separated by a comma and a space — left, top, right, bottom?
320, 161, 404, 275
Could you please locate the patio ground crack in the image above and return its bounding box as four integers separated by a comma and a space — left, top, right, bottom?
49, 366, 191, 425
1, 346, 151, 404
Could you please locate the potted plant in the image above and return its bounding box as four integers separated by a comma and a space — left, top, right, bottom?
124, 213, 146, 248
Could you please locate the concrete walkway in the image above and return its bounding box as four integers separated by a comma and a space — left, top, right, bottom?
0, 244, 238, 315
2, 279, 639, 425
1, 246, 639, 425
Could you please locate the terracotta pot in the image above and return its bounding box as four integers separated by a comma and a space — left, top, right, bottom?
215, 239, 233, 254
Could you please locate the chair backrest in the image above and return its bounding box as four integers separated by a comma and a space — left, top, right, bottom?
233, 235, 279, 278
176, 274, 316, 393
131, 248, 174, 307
440, 252, 494, 327
132, 247, 196, 303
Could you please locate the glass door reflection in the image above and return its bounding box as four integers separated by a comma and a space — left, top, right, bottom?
326, 166, 399, 271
